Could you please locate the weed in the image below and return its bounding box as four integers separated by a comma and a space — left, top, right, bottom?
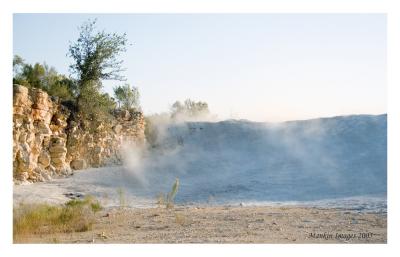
13, 196, 103, 242
156, 193, 166, 207
175, 213, 186, 226
166, 178, 179, 209
156, 178, 180, 209
65, 195, 103, 213
90, 201, 102, 213
117, 188, 126, 208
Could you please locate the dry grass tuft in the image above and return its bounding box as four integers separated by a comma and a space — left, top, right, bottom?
175, 213, 187, 226
13, 196, 102, 242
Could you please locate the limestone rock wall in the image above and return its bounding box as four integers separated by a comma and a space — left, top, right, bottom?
13, 85, 145, 184
66, 110, 145, 169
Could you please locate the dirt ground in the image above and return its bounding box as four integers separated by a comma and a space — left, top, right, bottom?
16, 205, 387, 244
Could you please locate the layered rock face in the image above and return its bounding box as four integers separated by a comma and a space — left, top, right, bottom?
66, 110, 145, 169
13, 85, 145, 184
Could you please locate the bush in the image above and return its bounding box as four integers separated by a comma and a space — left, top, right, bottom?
113, 84, 140, 111
65, 196, 103, 213
47, 81, 74, 101
13, 197, 102, 242
77, 81, 116, 122
13, 55, 76, 101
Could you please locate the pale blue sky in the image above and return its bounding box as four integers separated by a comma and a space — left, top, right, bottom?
13, 14, 386, 122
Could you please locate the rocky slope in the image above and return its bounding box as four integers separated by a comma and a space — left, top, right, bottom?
13, 84, 145, 184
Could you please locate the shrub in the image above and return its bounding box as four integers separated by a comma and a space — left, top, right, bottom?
13, 55, 76, 101
113, 84, 140, 111
65, 195, 103, 213
13, 196, 102, 242
77, 81, 116, 122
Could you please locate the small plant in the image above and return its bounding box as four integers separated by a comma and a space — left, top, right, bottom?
90, 201, 103, 213
156, 193, 166, 207
117, 188, 126, 208
154, 178, 180, 209
65, 195, 103, 213
166, 178, 179, 209
175, 213, 186, 226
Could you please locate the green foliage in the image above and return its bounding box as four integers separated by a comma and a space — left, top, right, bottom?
13, 55, 24, 72
166, 178, 179, 208
13, 59, 45, 89
68, 19, 128, 85
158, 178, 180, 209
13, 197, 102, 241
12, 55, 76, 100
13, 55, 27, 85
171, 99, 210, 120
24, 63, 46, 89
90, 201, 103, 213
113, 84, 140, 111
67, 19, 129, 122
65, 196, 103, 213
14, 19, 133, 126
77, 81, 116, 122
46, 79, 75, 101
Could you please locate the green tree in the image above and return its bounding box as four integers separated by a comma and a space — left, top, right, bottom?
28, 63, 46, 89
13, 55, 29, 87
13, 55, 25, 77
113, 84, 140, 111
68, 19, 128, 121
68, 19, 128, 86
13, 55, 42, 87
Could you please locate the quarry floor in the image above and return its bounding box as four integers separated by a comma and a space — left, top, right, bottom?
15, 205, 387, 243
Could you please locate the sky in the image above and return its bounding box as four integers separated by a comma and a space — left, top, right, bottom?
13, 14, 386, 122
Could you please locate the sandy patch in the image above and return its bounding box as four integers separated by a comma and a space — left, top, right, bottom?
15, 205, 386, 244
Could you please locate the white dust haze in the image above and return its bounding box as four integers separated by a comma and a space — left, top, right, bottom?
14, 114, 387, 212
115, 114, 386, 210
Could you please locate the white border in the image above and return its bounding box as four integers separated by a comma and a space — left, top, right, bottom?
1, 1, 399, 257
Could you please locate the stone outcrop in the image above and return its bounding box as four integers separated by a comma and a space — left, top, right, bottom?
13, 85, 145, 184
65, 109, 145, 169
